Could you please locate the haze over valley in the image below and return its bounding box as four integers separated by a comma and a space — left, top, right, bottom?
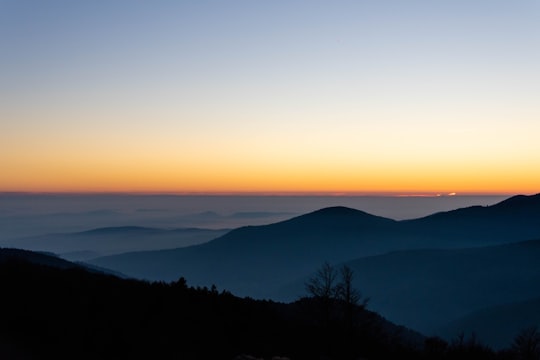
2, 193, 540, 353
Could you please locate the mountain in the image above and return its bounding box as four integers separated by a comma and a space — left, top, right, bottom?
89, 207, 403, 297
89, 194, 540, 299
438, 297, 540, 349
0, 248, 425, 360
0, 247, 123, 277
0, 247, 81, 269
5, 226, 229, 260
335, 239, 540, 341
275, 238, 540, 348
401, 193, 540, 247
6, 195, 540, 355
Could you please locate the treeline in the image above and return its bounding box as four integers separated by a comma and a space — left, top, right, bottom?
0, 256, 538, 360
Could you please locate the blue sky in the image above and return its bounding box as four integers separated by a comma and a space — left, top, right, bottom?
1, 0, 539, 194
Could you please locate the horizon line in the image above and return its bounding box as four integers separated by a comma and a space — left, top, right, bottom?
0, 190, 523, 197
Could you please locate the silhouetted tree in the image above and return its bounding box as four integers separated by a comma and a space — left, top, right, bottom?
335, 265, 368, 359
448, 332, 494, 360
172, 276, 188, 289
305, 261, 338, 300
305, 263, 371, 359
424, 336, 448, 357
512, 327, 540, 360
305, 262, 339, 355
336, 264, 368, 308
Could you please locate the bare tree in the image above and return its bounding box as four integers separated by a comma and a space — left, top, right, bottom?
305, 261, 339, 337
305, 261, 338, 300
305, 263, 369, 359
306, 263, 368, 307
336, 265, 368, 308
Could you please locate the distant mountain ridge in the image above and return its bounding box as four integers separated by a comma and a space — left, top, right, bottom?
79, 226, 161, 235
86, 194, 539, 298
439, 296, 540, 349
403, 193, 540, 244
87, 193, 540, 346
5, 226, 229, 261
493, 193, 540, 209
337, 238, 540, 334
409, 193, 540, 221
89, 206, 406, 296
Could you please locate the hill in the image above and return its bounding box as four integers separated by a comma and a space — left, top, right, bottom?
89, 194, 540, 299
4, 226, 228, 260
0, 247, 123, 277
0, 248, 425, 360
0, 247, 81, 269
88, 207, 403, 297
334, 239, 540, 340
402, 193, 540, 246
438, 297, 540, 349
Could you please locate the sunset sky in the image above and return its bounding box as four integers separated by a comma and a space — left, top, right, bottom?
1, 0, 539, 195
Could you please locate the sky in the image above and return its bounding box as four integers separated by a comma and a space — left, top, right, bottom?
1, 0, 539, 195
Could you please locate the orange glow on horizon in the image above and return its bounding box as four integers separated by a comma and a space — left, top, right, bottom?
2, 119, 539, 196
2, 1, 539, 199
1, 161, 537, 197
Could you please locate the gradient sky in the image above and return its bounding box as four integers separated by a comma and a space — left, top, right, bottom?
1, 0, 539, 194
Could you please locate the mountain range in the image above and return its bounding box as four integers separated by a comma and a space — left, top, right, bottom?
4, 226, 228, 261
87, 194, 540, 347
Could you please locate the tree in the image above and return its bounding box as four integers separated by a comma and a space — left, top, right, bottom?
305, 262, 338, 300
305, 263, 368, 360
305, 262, 339, 356
336, 265, 368, 359
512, 327, 540, 360
336, 265, 368, 309
305, 262, 368, 308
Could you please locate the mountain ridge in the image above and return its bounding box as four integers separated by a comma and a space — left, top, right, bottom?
335, 237, 540, 336
0, 248, 427, 360
87, 193, 540, 338
5, 226, 229, 261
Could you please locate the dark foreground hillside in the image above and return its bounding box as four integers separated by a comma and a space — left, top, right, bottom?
0, 249, 421, 360
0, 249, 535, 360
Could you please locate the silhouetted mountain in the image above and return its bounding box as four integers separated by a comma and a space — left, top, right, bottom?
79, 225, 158, 235
229, 211, 295, 219
331, 239, 540, 342
5, 226, 229, 260
58, 250, 101, 261
89, 195, 540, 299
0, 250, 426, 360
439, 296, 540, 350
402, 193, 540, 246
0, 247, 80, 269
89, 207, 403, 297
5, 193, 540, 358
0, 247, 123, 277
493, 193, 540, 210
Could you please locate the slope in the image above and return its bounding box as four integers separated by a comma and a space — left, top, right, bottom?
5, 226, 229, 260
401, 193, 540, 246
89, 194, 540, 298
89, 207, 401, 297
438, 297, 540, 349
338, 239, 540, 339
0, 248, 425, 360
